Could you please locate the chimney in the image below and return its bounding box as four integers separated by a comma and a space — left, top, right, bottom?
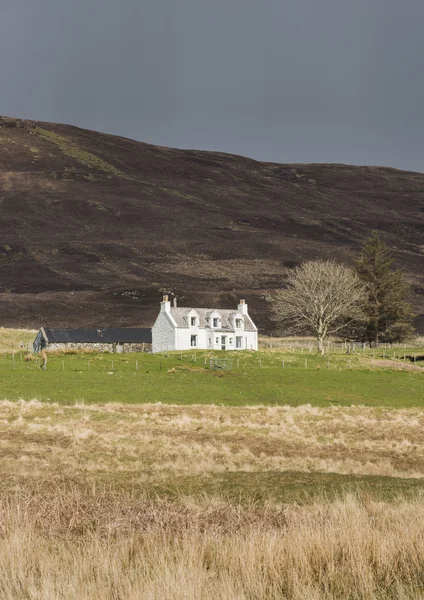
172, 297, 177, 308
238, 299, 248, 315
161, 294, 171, 312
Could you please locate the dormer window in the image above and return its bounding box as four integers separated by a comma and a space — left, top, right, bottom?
213, 318, 219, 328
191, 317, 196, 326
235, 318, 242, 328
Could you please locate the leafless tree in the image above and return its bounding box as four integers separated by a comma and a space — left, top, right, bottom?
268, 260, 366, 354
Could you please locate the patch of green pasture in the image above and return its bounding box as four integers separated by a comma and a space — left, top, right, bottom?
0, 350, 422, 407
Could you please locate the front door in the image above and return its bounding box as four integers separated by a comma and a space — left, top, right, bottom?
221, 336, 226, 350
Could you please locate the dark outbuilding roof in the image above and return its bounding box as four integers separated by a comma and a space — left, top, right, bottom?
42, 328, 152, 344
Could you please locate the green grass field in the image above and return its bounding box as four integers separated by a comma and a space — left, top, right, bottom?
0, 347, 422, 406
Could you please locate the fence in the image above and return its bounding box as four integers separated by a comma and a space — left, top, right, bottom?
259, 337, 424, 352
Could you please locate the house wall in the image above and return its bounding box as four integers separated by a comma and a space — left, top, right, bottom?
173, 327, 257, 352
152, 311, 176, 353
151, 300, 258, 353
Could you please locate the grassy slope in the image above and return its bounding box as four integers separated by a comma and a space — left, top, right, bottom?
0, 348, 423, 407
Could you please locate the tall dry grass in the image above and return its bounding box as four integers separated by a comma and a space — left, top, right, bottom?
0, 489, 423, 599
0, 401, 423, 598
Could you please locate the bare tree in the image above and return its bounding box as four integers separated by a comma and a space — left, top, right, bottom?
268, 260, 366, 354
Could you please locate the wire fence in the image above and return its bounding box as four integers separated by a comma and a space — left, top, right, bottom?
259, 337, 424, 352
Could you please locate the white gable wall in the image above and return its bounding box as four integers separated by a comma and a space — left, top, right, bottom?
152, 311, 176, 353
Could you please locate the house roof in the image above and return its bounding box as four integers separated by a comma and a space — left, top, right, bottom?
169, 308, 256, 331
41, 328, 152, 344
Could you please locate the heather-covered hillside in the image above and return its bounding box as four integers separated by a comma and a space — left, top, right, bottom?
0, 116, 423, 331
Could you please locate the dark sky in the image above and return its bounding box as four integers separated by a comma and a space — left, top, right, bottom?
1, 0, 423, 171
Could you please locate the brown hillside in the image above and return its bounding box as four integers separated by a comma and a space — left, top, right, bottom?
0, 116, 423, 332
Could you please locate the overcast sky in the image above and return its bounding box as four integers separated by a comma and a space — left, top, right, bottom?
1, 0, 423, 171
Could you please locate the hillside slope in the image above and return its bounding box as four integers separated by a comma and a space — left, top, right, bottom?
0, 116, 423, 332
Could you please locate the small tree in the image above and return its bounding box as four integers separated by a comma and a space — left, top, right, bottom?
355, 232, 414, 344
269, 260, 366, 354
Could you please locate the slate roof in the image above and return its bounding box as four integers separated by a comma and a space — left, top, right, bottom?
42, 328, 152, 344
169, 308, 257, 331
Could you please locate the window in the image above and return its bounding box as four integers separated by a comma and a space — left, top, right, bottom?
215, 337, 219, 343
236, 336, 242, 349
213, 318, 219, 328
190, 335, 197, 347
235, 319, 242, 328
190, 317, 196, 326
229, 338, 233, 344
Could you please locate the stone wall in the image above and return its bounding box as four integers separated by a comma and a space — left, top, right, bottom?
45, 342, 151, 353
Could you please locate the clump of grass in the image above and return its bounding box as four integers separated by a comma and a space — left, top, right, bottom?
35, 128, 128, 178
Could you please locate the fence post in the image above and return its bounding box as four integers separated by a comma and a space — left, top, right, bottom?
62, 360, 65, 371
282, 359, 284, 368
136, 360, 139, 371
305, 359, 308, 369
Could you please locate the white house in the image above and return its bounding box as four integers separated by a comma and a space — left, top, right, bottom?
152, 296, 258, 353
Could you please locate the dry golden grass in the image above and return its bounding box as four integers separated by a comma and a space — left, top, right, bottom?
1, 401, 423, 598
0, 489, 423, 599
1, 401, 423, 485
0, 328, 36, 352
